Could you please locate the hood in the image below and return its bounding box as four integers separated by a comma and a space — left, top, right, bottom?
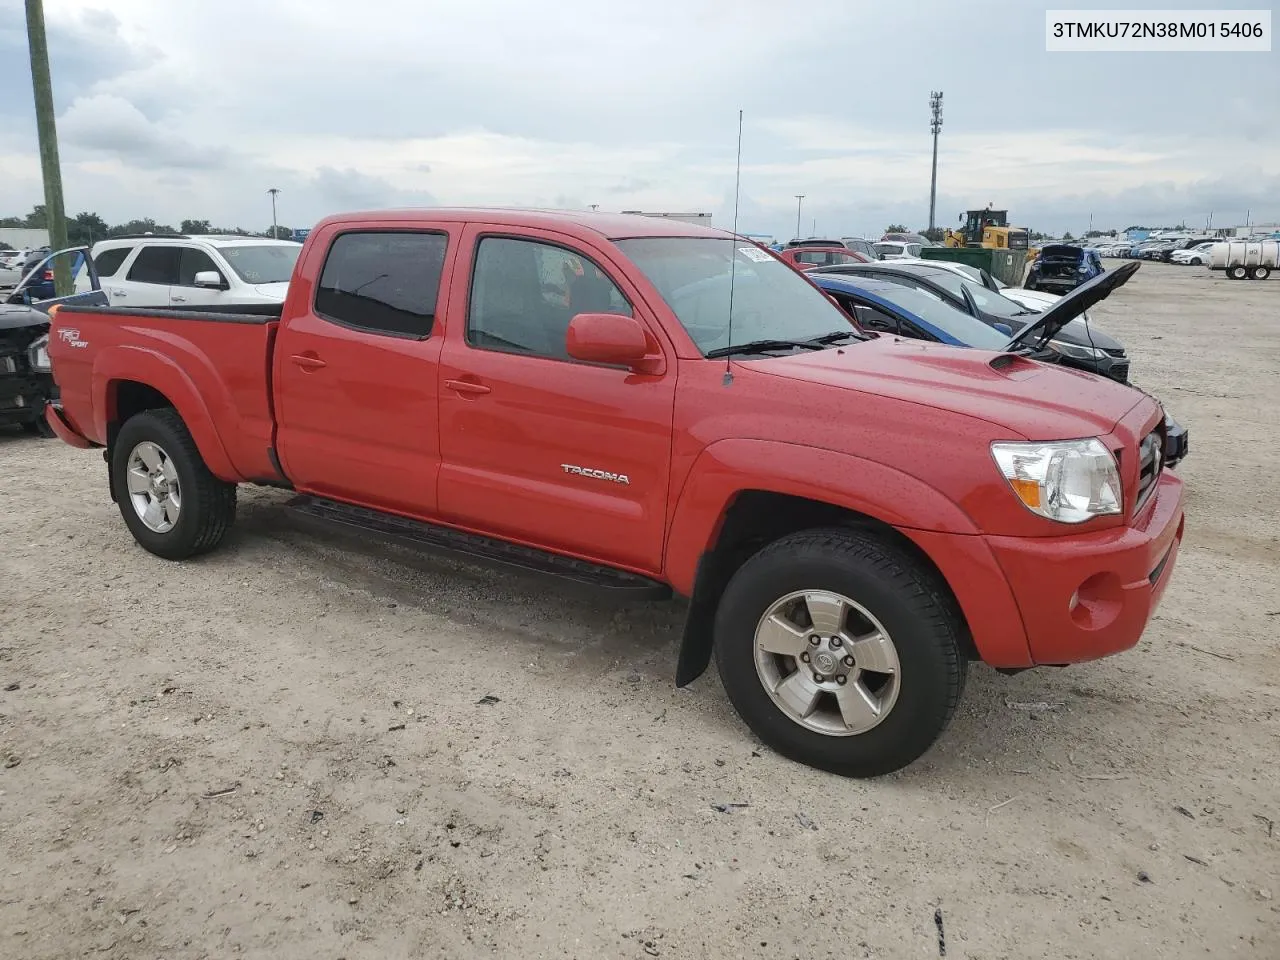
1050, 318, 1123, 351
1006, 261, 1138, 352
251, 282, 290, 300
1035, 244, 1085, 261
0, 302, 50, 331
749, 336, 1143, 440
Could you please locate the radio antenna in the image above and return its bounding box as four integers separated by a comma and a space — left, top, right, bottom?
724, 108, 744, 386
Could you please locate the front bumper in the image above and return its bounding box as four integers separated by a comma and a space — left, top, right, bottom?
0, 374, 49, 426
985, 470, 1185, 665
1163, 414, 1189, 467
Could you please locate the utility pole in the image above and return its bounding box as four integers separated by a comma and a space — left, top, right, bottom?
794, 195, 805, 239
268, 187, 280, 239
25, 0, 70, 295
928, 91, 943, 236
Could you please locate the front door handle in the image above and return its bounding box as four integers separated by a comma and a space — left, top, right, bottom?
290, 354, 327, 371
444, 378, 491, 396
171, 295, 187, 303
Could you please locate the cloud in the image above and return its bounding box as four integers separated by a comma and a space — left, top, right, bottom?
59, 94, 232, 170
0, 0, 1273, 236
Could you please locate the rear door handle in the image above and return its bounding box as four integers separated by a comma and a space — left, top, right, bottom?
171, 295, 187, 303
290, 354, 327, 371
444, 378, 491, 396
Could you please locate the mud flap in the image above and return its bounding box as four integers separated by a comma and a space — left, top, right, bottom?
675, 552, 731, 687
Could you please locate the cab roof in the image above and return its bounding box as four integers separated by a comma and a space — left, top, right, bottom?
316, 207, 733, 242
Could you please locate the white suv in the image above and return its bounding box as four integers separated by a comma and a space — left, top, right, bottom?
85, 235, 302, 308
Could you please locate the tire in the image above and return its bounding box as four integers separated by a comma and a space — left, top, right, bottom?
1250, 266, 1271, 281
20, 418, 52, 438
1227, 265, 1248, 280
713, 527, 967, 778
111, 408, 237, 560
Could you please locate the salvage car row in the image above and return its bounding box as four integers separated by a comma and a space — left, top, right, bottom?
22, 208, 1186, 780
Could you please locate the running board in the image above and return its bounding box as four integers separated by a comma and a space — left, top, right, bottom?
285, 495, 671, 600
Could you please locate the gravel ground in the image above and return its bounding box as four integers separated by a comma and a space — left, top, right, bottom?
1, 262, 1277, 959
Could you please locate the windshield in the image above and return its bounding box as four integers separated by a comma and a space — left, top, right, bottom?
616, 237, 858, 356
902, 268, 1032, 318
867, 284, 1012, 349
219, 244, 301, 284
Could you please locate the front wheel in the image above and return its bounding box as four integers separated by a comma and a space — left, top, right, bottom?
713, 528, 967, 778
111, 408, 237, 560
1227, 265, 1248, 280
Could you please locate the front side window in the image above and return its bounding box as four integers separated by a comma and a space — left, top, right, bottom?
468, 237, 631, 359
177, 247, 224, 286
126, 247, 180, 285
314, 231, 447, 337
617, 237, 856, 356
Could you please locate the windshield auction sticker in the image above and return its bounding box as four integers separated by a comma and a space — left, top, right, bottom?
738, 246, 776, 263
1046, 9, 1270, 51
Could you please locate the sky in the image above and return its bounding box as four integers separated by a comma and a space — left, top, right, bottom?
0, 0, 1277, 240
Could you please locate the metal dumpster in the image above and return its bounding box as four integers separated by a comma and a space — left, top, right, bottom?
921, 246, 1029, 287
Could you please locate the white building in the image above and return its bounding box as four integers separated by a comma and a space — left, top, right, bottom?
0, 227, 51, 250
619, 211, 714, 226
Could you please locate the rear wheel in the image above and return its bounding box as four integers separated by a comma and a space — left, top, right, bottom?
1227, 265, 1248, 280
111, 409, 237, 560
1250, 266, 1271, 281
713, 528, 967, 778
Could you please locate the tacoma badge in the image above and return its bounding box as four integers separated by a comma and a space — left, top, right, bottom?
561, 463, 630, 485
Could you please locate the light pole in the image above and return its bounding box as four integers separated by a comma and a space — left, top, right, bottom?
794, 195, 805, 239
268, 188, 280, 239
25, 0, 70, 295
928, 91, 943, 235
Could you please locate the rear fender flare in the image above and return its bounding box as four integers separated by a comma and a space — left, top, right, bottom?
92, 345, 239, 480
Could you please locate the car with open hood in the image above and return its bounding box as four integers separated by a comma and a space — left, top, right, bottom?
811, 263, 1187, 467
810, 260, 1131, 383
1, 246, 107, 434
1025, 244, 1104, 294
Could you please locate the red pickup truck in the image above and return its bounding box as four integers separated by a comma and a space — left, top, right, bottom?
44, 209, 1185, 777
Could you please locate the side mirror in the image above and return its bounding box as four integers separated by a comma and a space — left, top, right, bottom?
193, 270, 225, 289
566, 312, 660, 373
993, 322, 1014, 337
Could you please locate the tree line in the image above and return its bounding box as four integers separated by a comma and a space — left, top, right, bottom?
0, 205, 294, 249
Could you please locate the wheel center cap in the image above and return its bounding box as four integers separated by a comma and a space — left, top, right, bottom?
812, 650, 838, 674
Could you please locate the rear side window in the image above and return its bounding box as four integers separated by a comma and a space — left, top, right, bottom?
92, 247, 130, 277
314, 231, 447, 337
127, 247, 181, 285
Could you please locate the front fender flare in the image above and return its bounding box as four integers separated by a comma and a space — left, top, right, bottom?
665, 439, 990, 686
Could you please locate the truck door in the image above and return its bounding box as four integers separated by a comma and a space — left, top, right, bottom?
435, 225, 676, 574
273, 227, 454, 516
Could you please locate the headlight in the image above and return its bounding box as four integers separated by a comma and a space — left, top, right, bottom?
991, 438, 1122, 523
27, 333, 51, 372
1046, 338, 1107, 361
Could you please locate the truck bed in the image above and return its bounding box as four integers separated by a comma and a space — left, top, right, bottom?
53, 304, 282, 482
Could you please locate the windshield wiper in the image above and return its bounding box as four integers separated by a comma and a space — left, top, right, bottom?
806, 329, 863, 344
705, 338, 826, 359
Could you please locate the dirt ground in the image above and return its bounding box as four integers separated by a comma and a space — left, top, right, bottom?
1, 261, 1277, 960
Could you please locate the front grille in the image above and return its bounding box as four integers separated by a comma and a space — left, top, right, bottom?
0, 327, 41, 377
1135, 427, 1163, 512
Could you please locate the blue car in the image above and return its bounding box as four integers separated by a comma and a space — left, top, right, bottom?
810, 274, 1017, 347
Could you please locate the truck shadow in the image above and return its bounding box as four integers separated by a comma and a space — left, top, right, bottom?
228, 488, 1141, 782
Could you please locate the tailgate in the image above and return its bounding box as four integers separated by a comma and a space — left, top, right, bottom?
49, 305, 279, 482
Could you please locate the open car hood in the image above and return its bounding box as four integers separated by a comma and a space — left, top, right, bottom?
1004, 261, 1139, 352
